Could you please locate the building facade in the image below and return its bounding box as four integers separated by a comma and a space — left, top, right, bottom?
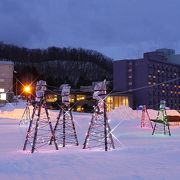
113, 49, 180, 110
0, 61, 14, 92
45, 87, 132, 112
106, 92, 132, 111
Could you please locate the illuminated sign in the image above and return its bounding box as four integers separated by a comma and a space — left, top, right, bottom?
0, 88, 4, 93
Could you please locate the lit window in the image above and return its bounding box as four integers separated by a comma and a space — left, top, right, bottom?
0, 93, 6, 100
77, 95, 86, 101
46, 94, 58, 102
107, 96, 112, 103
0, 88, 4, 92
77, 106, 84, 112
106, 96, 113, 111
122, 97, 126, 105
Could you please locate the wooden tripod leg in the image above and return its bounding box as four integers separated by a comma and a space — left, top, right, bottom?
31, 105, 41, 153
83, 114, 94, 149
152, 122, 157, 135
23, 105, 36, 150
49, 109, 62, 145
69, 110, 79, 146
45, 108, 58, 150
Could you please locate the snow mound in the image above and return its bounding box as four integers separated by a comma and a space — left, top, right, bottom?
146, 109, 158, 120
145, 109, 180, 120
166, 110, 180, 116
135, 109, 158, 121
0, 101, 32, 119
108, 106, 137, 121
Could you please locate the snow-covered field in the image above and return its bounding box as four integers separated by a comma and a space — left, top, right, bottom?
0, 101, 180, 180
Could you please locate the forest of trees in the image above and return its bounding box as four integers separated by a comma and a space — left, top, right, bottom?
0, 42, 113, 90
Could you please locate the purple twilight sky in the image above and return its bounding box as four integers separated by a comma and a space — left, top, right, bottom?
1, 0, 180, 59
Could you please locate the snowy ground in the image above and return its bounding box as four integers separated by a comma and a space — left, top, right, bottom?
0, 101, 180, 180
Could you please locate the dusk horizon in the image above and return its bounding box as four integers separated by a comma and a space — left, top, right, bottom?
1, 0, 180, 59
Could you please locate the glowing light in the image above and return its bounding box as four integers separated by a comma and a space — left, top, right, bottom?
0, 93, 6, 100
46, 94, 57, 102
70, 98, 75, 103
0, 88, 4, 93
77, 95, 85, 101
24, 86, 31, 94
77, 106, 84, 112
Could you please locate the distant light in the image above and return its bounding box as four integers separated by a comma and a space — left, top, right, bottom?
0, 88, 4, 93
0, 93, 6, 100
77, 106, 84, 112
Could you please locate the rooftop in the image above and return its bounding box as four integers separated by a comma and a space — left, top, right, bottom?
0, 60, 14, 65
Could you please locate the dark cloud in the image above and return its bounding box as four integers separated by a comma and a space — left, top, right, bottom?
0, 0, 46, 47
1, 0, 180, 59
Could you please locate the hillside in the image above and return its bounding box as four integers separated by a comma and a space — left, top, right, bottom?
0, 43, 113, 88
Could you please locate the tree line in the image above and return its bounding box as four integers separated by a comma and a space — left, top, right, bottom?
0, 42, 113, 89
